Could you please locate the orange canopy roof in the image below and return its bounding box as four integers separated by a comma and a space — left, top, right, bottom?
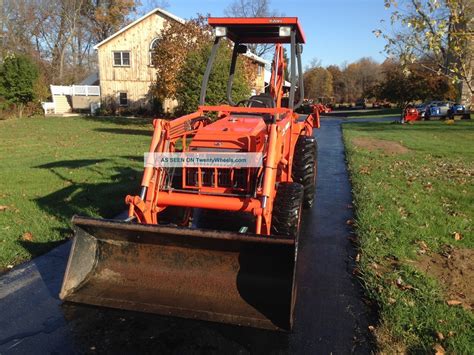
208, 17, 306, 44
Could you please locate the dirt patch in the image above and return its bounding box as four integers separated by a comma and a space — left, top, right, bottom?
414, 248, 474, 311
352, 137, 410, 155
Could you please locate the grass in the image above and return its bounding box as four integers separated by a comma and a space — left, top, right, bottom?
329, 108, 402, 119
346, 108, 401, 119
343, 120, 474, 353
0, 115, 153, 270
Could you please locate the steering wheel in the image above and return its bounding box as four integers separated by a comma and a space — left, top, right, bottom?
235, 99, 268, 108
189, 116, 212, 130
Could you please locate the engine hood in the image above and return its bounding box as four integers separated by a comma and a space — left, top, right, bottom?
189, 116, 267, 152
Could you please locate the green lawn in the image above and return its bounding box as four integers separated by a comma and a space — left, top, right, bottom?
327, 108, 402, 119
343, 120, 474, 353
346, 107, 401, 119
0, 116, 153, 271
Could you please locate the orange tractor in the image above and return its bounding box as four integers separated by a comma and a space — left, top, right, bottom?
60, 17, 318, 330
402, 104, 420, 123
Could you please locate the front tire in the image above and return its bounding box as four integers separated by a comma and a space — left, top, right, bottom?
292, 135, 317, 208
271, 182, 304, 237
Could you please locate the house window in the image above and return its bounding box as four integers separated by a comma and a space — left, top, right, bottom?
149, 38, 160, 66
257, 64, 263, 76
119, 92, 128, 106
113, 51, 130, 67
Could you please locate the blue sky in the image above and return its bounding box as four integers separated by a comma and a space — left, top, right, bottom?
161, 0, 392, 67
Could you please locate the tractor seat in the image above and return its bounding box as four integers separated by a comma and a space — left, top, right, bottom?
247, 93, 275, 122
248, 93, 276, 109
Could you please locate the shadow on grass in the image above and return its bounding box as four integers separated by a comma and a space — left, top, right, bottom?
18, 239, 67, 263
120, 155, 144, 162
82, 115, 155, 126
34, 159, 142, 228
36, 159, 109, 169
94, 127, 152, 136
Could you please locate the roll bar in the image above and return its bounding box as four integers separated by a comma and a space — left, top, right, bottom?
200, 27, 305, 110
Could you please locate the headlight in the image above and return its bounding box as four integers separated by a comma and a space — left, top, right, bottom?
215, 27, 227, 37
279, 26, 291, 37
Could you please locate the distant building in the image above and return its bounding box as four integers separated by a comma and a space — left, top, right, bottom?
94, 8, 267, 113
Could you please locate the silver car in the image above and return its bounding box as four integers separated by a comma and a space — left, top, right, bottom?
425, 101, 453, 119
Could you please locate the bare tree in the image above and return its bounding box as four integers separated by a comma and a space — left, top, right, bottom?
224, 0, 281, 57
3, 0, 38, 55
0, 0, 4, 58
3, 0, 139, 84
84, 0, 138, 43
137, 0, 169, 15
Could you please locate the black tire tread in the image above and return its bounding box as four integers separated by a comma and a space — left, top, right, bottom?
271, 182, 304, 237
292, 135, 317, 208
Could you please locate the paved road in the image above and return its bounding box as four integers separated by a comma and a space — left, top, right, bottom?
0, 118, 372, 354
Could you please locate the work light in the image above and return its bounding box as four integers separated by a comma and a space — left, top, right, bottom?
215, 26, 227, 37
279, 26, 291, 37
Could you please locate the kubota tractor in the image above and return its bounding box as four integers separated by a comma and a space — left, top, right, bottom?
60, 17, 318, 331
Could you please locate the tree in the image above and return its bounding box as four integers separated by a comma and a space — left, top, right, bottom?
175, 44, 250, 114
43, 0, 86, 82
0, 54, 39, 117
327, 65, 346, 102
84, 0, 138, 43
371, 59, 456, 106
224, 0, 280, 57
137, 0, 170, 15
343, 58, 381, 101
151, 16, 214, 105
375, 0, 473, 102
303, 66, 333, 100
2, 0, 139, 85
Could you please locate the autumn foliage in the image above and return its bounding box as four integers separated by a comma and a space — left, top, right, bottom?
151, 16, 254, 113
151, 16, 213, 103
370, 60, 456, 107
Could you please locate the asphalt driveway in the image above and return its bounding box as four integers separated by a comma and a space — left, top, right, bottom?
0, 117, 373, 354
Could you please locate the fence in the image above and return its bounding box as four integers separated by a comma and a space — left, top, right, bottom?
50, 85, 100, 96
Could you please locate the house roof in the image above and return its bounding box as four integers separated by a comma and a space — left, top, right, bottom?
79, 72, 99, 85
264, 69, 291, 87
92, 8, 269, 67
242, 51, 270, 66
93, 8, 185, 49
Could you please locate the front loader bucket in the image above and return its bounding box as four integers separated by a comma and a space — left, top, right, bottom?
60, 216, 298, 330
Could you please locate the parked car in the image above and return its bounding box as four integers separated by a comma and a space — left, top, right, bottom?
354, 98, 367, 109
425, 101, 453, 120
448, 103, 471, 120
415, 103, 428, 119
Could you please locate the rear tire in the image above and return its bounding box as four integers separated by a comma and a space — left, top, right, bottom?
271, 182, 304, 237
292, 135, 317, 208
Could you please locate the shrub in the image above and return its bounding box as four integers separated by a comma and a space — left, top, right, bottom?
175, 44, 250, 115
0, 54, 39, 118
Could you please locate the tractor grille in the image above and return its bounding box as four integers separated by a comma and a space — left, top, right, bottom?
185, 168, 250, 191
